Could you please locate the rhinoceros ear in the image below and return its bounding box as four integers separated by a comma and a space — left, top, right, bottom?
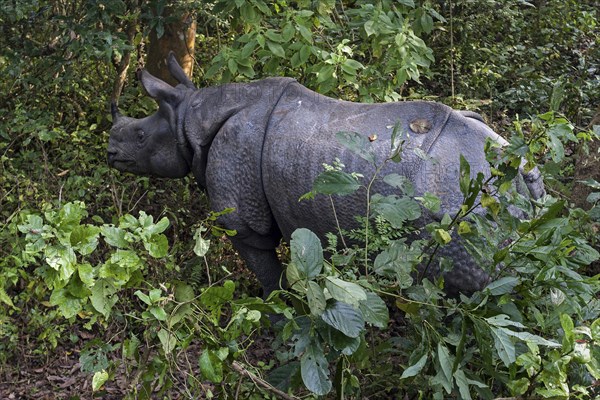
167, 52, 196, 89
138, 69, 184, 105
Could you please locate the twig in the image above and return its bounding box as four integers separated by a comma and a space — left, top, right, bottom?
230, 361, 299, 400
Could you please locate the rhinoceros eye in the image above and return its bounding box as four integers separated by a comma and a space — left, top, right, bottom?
136, 129, 145, 142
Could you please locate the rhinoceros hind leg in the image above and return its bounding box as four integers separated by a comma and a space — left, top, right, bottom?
230, 237, 284, 297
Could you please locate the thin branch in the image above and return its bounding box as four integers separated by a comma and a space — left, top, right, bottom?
230, 361, 299, 400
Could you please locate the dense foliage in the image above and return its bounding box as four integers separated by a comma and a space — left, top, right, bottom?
1, 0, 599, 398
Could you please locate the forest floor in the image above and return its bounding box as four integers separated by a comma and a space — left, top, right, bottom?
0, 315, 277, 400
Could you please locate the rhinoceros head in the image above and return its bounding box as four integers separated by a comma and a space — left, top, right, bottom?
108, 69, 193, 178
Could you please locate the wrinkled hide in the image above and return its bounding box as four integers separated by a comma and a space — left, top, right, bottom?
108, 56, 544, 296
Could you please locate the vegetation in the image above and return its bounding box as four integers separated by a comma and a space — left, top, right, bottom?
1, 0, 599, 398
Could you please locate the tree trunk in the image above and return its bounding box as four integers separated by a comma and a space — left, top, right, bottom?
572, 107, 600, 276
146, 7, 196, 86
572, 107, 600, 210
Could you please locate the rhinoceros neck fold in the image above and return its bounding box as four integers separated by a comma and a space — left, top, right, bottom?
176, 91, 195, 171
183, 78, 296, 189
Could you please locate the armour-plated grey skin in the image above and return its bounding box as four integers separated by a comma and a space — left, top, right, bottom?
108, 54, 545, 296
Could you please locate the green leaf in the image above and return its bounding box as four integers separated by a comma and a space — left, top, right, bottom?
146, 217, 169, 235
501, 328, 560, 348
90, 278, 118, 318
101, 226, 128, 248
453, 368, 472, 400
157, 329, 176, 354
282, 23, 295, 42
149, 305, 168, 321
335, 131, 377, 165
49, 288, 82, 319
78, 263, 95, 287
301, 342, 332, 395
264, 29, 283, 43
307, 281, 326, 316
508, 377, 531, 396
290, 228, 323, 279
547, 126, 567, 162
266, 40, 285, 58
373, 242, 416, 288
459, 155, 471, 197
286, 262, 305, 291
0, 288, 15, 308
134, 290, 152, 305
325, 277, 367, 307
490, 327, 515, 367
313, 170, 360, 195
591, 319, 600, 341
316, 65, 335, 84
70, 225, 100, 255
437, 343, 454, 390
297, 24, 312, 42
174, 282, 195, 302
299, 45, 311, 63
485, 314, 525, 329
144, 234, 168, 258
560, 313, 574, 351
458, 221, 472, 235
99, 250, 142, 285
199, 350, 223, 383
364, 20, 376, 36
383, 173, 414, 196
268, 361, 300, 391
92, 370, 109, 391
45, 245, 77, 283
416, 192, 441, 213
321, 301, 365, 338
193, 226, 210, 257
433, 228, 452, 245
329, 328, 361, 355
371, 195, 421, 228
400, 353, 427, 379
358, 292, 389, 328
484, 276, 519, 295
200, 280, 235, 309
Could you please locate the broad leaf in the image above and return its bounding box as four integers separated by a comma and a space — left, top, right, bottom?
157, 329, 176, 354
321, 301, 364, 338
325, 277, 366, 306
313, 170, 360, 195
290, 228, 323, 279
335, 131, 377, 165
400, 353, 427, 379
301, 342, 331, 395
49, 288, 82, 319
491, 327, 515, 367
307, 281, 326, 316
199, 350, 223, 383
90, 278, 118, 318
484, 276, 519, 296
358, 292, 389, 328
201, 280, 235, 309
268, 362, 300, 391
92, 370, 109, 391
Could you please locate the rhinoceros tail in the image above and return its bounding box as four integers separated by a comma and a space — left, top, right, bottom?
458, 110, 485, 123
519, 162, 546, 200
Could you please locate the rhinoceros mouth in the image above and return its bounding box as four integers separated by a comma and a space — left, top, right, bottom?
110, 159, 137, 170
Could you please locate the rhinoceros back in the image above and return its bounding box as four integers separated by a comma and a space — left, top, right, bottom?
262, 82, 504, 294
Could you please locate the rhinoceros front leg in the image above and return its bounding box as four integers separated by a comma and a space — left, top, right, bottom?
229, 237, 284, 297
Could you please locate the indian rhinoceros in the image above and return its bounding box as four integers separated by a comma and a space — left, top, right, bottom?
107, 54, 544, 296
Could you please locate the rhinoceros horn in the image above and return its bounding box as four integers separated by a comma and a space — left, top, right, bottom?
110, 101, 122, 122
